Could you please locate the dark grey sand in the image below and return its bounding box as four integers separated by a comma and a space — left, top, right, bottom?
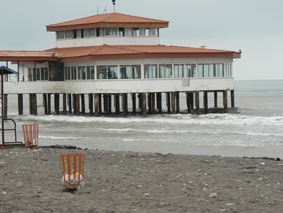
0, 146, 283, 213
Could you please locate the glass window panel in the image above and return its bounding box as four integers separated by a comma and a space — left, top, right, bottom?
119, 28, 124, 36
45, 67, 49, 80
120, 65, 130, 79
89, 29, 96, 37
174, 65, 179, 78
204, 64, 210, 77
219, 64, 224, 77
184, 64, 190, 77
165, 64, 172, 78
133, 28, 139, 37
105, 28, 111, 36
36, 68, 40, 80
112, 28, 118, 36
139, 28, 145, 36
97, 66, 106, 79
132, 65, 141, 79
78, 66, 82, 79
191, 64, 196, 77
65, 31, 72, 39
87, 66, 95, 79
212, 64, 216, 77
107, 66, 118, 79
149, 28, 158, 36
198, 64, 204, 77
144, 64, 150, 78
82, 66, 86, 79
57, 31, 65, 39
76, 30, 81, 38
83, 29, 88, 37
71, 66, 77, 80
159, 64, 165, 78
125, 28, 132, 36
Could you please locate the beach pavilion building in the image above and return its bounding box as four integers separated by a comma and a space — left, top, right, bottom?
0, 12, 241, 117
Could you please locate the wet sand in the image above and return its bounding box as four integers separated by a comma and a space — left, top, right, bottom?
0, 146, 283, 212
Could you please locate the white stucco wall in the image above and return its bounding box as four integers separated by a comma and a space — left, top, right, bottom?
56, 36, 160, 48
4, 78, 234, 94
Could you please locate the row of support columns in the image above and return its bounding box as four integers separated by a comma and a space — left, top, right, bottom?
12, 90, 235, 118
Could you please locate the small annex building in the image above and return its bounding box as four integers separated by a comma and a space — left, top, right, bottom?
0, 12, 241, 117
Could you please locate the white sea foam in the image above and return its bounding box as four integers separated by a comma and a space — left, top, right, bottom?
17, 113, 283, 127
39, 135, 84, 140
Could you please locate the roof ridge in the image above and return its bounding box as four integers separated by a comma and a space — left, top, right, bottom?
101, 13, 118, 22
89, 45, 107, 55
110, 45, 145, 53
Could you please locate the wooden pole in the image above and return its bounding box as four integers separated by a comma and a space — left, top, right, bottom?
190, 92, 194, 110
29, 94, 32, 115
94, 94, 99, 117
157, 92, 162, 113
108, 94, 112, 114
147, 93, 152, 114
231, 90, 235, 108
18, 94, 23, 115
43, 94, 47, 115
76, 94, 80, 116
176, 92, 180, 113
195, 91, 200, 115
98, 94, 102, 115
123, 93, 128, 116
151, 93, 155, 113
139, 93, 143, 109
103, 94, 109, 114
166, 92, 170, 113
55, 94, 59, 115
81, 94, 85, 114
171, 92, 176, 114
142, 93, 146, 118
223, 90, 228, 113
132, 93, 136, 115
204, 91, 208, 114
63, 94, 66, 115
68, 94, 72, 113
33, 94, 37, 115
214, 91, 218, 108
47, 94, 51, 114
115, 94, 120, 114
89, 94, 94, 114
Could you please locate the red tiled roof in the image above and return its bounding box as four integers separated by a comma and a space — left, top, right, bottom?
46, 13, 169, 31
0, 51, 59, 62
0, 45, 241, 63
45, 45, 241, 62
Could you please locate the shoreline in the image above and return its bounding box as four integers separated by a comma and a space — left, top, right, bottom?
1, 146, 283, 212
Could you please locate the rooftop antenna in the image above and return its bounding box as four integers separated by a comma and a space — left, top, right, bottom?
97, 6, 99, 14
103, 6, 107, 14
112, 0, 116, 13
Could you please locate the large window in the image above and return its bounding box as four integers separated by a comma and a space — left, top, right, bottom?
184, 64, 196, 77
71, 66, 77, 80
139, 28, 145, 36
41, 67, 49, 80
198, 64, 210, 77
174, 64, 184, 78
125, 28, 132, 36
89, 29, 96, 37
78, 66, 86, 80
57, 31, 65, 39
144, 64, 157, 78
149, 28, 158, 36
212, 64, 224, 77
97, 65, 118, 79
87, 66, 95, 79
159, 64, 172, 78
105, 28, 118, 36
65, 31, 72, 39
65, 67, 71, 80
120, 65, 141, 79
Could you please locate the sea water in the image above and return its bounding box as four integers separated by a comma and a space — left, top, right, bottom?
3, 80, 283, 158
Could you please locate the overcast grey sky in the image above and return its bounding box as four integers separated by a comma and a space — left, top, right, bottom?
0, 0, 282, 80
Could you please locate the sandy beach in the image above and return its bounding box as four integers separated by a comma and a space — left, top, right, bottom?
0, 145, 282, 212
